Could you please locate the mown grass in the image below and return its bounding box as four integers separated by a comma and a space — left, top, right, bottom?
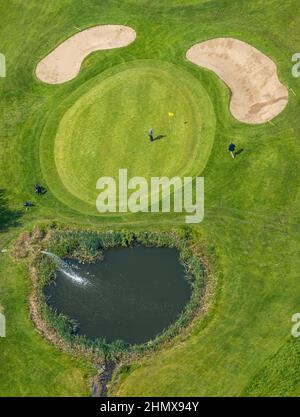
43, 60, 215, 212
0, 0, 300, 397
0, 254, 94, 396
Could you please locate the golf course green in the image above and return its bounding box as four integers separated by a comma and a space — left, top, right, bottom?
43, 61, 215, 213
0, 0, 300, 398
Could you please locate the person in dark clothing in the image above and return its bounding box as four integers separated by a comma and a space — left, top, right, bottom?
35, 184, 48, 195
35, 184, 42, 194
149, 128, 153, 143
23, 201, 32, 210
228, 143, 236, 159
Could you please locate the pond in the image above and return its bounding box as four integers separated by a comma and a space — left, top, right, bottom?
44, 246, 192, 345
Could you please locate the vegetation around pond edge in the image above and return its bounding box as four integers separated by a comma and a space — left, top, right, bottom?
11, 224, 216, 396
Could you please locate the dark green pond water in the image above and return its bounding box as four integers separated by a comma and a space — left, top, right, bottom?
44, 247, 192, 344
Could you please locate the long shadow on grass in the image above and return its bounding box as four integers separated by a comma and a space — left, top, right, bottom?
0, 189, 23, 232
153, 134, 166, 141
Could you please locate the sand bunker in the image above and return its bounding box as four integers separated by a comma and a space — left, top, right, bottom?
186, 38, 288, 124
36, 25, 136, 84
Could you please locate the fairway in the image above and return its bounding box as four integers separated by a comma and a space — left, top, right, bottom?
0, 0, 300, 400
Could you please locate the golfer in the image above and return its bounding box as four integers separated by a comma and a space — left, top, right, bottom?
23, 201, 32, 210
35, 184, 42, 194
228, 143, 236, 159
149, 128, 153, 142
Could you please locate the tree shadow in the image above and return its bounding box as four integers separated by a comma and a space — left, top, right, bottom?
0, 189, 23, 233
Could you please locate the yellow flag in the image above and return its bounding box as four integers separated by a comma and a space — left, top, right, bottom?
168, 112, 174, 117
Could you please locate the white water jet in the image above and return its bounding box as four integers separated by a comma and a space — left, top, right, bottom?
41, 251, 88, 285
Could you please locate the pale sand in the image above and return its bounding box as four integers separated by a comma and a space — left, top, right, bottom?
186, 38, 288, 124
36, 25, 136, 84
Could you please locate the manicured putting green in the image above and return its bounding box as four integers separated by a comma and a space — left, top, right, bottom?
42, 61, 215, 213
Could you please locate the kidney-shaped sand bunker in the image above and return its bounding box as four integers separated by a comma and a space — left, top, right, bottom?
186, 38, 288, 124
36, 25, 136, 84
